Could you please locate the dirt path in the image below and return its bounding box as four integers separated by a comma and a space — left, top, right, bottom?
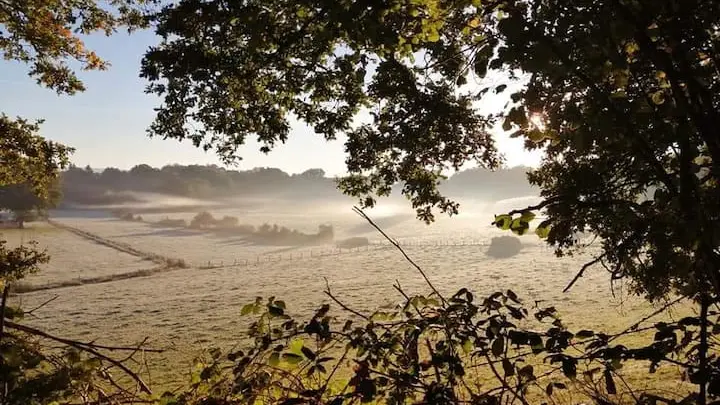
46, 219, 186, 267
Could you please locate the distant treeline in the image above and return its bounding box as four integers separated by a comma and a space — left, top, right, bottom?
60, 164, 536, 206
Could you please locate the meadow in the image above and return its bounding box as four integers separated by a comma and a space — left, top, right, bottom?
3, 197, 691, 392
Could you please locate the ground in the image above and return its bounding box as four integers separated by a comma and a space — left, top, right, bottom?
2, 197, 693, 395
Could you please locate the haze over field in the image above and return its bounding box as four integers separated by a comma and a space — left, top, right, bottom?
4, 169, 664, 388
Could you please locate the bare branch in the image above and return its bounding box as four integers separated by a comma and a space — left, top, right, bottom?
5, 320, 157, 394
563, 254, 607, 292
353, 206, 445, 303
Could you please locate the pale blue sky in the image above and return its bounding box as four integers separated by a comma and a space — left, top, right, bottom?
0, 30, 540, 176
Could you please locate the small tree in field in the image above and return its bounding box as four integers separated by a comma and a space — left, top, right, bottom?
0, 184, 58, 228
190, 211, 216, 228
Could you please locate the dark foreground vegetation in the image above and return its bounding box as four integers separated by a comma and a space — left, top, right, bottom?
2, 0, 720, 404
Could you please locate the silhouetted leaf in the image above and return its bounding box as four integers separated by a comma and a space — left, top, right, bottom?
301, 346, 316, 361
491, 336, 505, 357
604, 369, 617, 394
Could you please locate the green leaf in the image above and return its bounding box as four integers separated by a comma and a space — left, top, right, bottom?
493, 214, 512, 230
519, 365, 535, 381
282, 353, 303, 364
575, 330, 595, 339
604, 368, 617, 394
510, 218, 530, 235
519, 211, 536, 221
502, 358, 514, 376
269, 352, 280, 367
241, 303, 254, 316
268, 304, 284, 317
562, 358, 577, 379
461, 339, 473, 354
289, 338, 304, 354
651, 90, 665, 105
502, 117, 513, 131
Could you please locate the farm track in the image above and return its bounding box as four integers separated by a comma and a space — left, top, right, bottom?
14, 265, 177, 293
9, 220, 192, 294
46, 219, 185, 266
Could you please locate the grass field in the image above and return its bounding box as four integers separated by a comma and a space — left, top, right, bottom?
2, 199, 694, 393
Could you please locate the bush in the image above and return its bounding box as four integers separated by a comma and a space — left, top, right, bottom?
156, 218, 187, 227
486, 235, 522, 258
120, 212, 136, 221
190, 211, 215, 228
336, 236, 370, 249
215, 215, 239, 228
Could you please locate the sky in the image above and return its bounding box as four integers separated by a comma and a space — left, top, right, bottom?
0, 29, 542, 176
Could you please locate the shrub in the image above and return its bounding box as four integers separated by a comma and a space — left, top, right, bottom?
215, 215, 239, 228
336, 236, 370, 249
156, 218, 187, 227
190, 211, 215, 228
486, 235, 522, 258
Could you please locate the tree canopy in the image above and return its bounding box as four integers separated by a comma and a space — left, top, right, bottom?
0, 0, 155, 94
144, 0, 720, 301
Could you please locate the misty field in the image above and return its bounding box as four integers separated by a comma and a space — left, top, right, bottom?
3, 199, 688, 390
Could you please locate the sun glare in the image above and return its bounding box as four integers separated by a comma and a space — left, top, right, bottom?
529, 112, 547, 131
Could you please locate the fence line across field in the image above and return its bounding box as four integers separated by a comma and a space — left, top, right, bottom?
194, 239, 498, 269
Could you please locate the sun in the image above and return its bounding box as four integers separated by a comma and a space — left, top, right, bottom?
529, 112, 547, 131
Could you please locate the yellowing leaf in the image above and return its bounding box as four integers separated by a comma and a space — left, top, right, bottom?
493, 214, 512, 230
651, 90, 665, 105
535, 226, 550, 239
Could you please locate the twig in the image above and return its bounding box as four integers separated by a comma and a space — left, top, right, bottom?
482, 352, 531, 405
563, 254, 606, 292
323, 278, 370, 322
353, 206, 445, 303
0, 284, 8, 341
25, 294, 59, 315
5, 320, 155, 394
505, 197, 559, 217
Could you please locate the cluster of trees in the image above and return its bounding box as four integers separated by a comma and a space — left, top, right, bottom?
59, 164, 536, 206
186, 211, 335, 245
1, 0, 720, 404
60, 165, 339, 204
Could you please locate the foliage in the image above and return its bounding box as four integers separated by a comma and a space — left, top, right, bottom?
0, 115, 73, 201
189, 211, 216, 229
59, 164, 533, 206
0, 183, 60, 228
0, 0, 156, 94
141, 0, 720, 397
142, 0, 503, 221
157, 282, 713, 405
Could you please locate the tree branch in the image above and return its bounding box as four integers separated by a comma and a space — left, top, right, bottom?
353, 206, 445, 303
5, 320, 157, 394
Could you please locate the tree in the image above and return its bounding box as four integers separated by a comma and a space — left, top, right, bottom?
144, 1, 720, 401
0, 0, 155, 94
141, 0, 500, 222
144, 0, 719, 303
0, 184, 54, 228
1, 0, 161, 403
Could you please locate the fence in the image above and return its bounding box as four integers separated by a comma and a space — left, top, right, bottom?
193, 239, 500, 270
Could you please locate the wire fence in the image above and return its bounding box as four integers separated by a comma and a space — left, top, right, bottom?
194, 239, 497, 270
